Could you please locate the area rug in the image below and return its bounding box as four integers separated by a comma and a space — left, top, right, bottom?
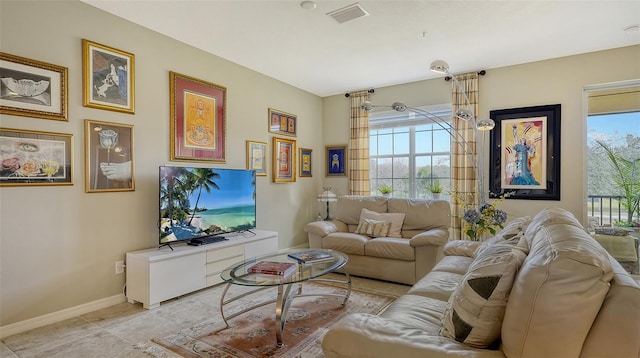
152, 282, 395, 358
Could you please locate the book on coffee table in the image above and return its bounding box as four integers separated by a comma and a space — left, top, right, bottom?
248, 260, 297, 276
287, 250, 333, 264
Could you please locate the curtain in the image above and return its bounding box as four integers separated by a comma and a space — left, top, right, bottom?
348, 90, 371, 195
450, 73, 479, 240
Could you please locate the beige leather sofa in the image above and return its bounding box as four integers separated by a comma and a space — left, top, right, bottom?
305, 195, 450, 285
322, 207, 640, 357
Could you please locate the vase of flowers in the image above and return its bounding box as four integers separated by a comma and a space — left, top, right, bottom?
453, 192, 508, 241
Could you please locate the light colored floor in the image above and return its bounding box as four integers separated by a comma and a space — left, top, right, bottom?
0, 273, 410, 358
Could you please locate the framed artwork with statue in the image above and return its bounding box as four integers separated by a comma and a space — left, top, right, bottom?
489, 104, 561, 200
326, 145, 346, 177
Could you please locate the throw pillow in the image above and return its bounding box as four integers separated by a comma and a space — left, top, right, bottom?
360, 208, 405, 238
440, 241, 528, 348
355, 218, 391, 237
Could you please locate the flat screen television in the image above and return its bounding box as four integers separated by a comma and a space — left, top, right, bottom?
159, 166, 256, 246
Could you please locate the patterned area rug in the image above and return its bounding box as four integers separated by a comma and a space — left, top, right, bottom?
152, 281, 395, 357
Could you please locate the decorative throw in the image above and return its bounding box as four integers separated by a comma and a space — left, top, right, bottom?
355, 218, 391, 237
359, 208, 405, 238
441, 239, 528, 348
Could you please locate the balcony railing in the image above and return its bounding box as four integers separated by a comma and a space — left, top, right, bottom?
587, 195, 635, 226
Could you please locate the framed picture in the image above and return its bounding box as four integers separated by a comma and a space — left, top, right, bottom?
170, 71, 226, 162
82, 39, 135, 114
85, 119, 134, 193
326, 145, 347, 177
0, 128, 73, 186
246, 140, 267, 176
489, 104, 561, 200
268, 108, 296, 137
0, 52, 68, 121
299, 147, 312, 177
272, 137, 296, 183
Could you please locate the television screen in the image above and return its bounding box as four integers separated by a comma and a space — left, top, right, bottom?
159, 166, 256, 245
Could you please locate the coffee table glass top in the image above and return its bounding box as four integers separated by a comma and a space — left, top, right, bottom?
220, 248, 347, 286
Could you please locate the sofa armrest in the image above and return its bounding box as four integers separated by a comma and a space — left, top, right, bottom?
322, 313, 505, 358
304, 220, 348, 237
443, 240, 481, 257
409, 228, 449, 247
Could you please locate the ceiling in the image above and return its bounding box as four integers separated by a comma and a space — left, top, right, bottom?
82, 1, 640, 97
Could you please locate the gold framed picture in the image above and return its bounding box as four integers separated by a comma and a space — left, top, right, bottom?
246, 140, 267, 176
85, 119, 135, 193
82, 39, 135, 114
0, 127, 73, 186
0, 52, 68, 121
299, 147, 312, 177
272, 137, 296, 183
268, 108, 296, 137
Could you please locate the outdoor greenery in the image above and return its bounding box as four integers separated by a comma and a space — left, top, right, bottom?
587, 134, 640, 225
594, 139, 640, 224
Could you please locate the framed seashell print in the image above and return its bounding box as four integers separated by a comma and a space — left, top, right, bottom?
0, 52, 68, 121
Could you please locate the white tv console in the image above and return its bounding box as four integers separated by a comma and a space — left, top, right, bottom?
126, 230, 278, 309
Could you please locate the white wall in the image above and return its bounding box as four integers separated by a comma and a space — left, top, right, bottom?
0, 1, 323, 327
322, 45, 640, 223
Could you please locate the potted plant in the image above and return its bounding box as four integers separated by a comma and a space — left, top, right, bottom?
596, 140, 640, 228
428, 181, 443, 199
377, 185, 393, 196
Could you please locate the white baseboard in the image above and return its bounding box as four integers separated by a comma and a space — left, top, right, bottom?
0, 294, 127, 339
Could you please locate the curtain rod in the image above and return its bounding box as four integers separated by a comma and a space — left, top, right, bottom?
445, 70, 486, 82
345, 89, 375, 98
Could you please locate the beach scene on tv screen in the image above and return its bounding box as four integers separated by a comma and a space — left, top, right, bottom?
159, 167, 256, 243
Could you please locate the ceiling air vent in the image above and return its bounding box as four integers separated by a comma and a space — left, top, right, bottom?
327, 3, 369, 24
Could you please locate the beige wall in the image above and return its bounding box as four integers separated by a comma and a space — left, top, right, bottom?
322, 45, 640, 223
0, 1, 323, 327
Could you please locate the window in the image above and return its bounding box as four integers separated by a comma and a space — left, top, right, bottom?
586, 83, 640, 226
369, 105, 452, 199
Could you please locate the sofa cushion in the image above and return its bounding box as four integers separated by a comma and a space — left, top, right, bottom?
387, 198, 450, 231
322, 232, 369, 255
360, 208, 405, 238
408, 270, 466, 302
501, 208, 614, 358
379, 294, 449, 335
335, 195, 387, 225
475, 216, 532, 257
440, 241, 527, 348
365, 237, 415, 261
355, 218, 391, 237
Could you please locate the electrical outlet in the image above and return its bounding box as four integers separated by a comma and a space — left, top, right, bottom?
115, 260, 125, 274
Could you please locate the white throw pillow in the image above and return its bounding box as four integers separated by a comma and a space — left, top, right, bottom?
441, 240, 528, 348
354, 219, 391, 237
360, 208, 405, 238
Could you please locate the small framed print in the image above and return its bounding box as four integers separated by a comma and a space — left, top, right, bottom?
246, 140, 267, 176
170, 71, 226, 162
82, 39, 135, 114
85, 119, 134, 193
326, 145, 347, 177
0, 128, 73, 186
299, 147, 312, 177
272, 137, 296, 183
268, 108, 296, 137
0, 52, 68, 121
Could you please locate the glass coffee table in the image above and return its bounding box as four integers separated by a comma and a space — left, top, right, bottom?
219, 248, 350, 347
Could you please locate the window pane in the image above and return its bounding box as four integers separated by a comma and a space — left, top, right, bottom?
433, 129, 450, 152
377, 157, 393, 178
369, 134, 377, 156
393, 132, 410, 154
415, 130, 432, 153
378, 134, 393, 155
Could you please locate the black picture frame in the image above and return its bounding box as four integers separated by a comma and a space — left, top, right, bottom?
489, 104, 561, 200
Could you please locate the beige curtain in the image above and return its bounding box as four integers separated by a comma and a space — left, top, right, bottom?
450, 73, 479, 240
348, 90, 371, 195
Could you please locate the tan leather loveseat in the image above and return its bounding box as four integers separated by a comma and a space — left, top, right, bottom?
322, 207, 640, 357
304, 195, 450, 285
